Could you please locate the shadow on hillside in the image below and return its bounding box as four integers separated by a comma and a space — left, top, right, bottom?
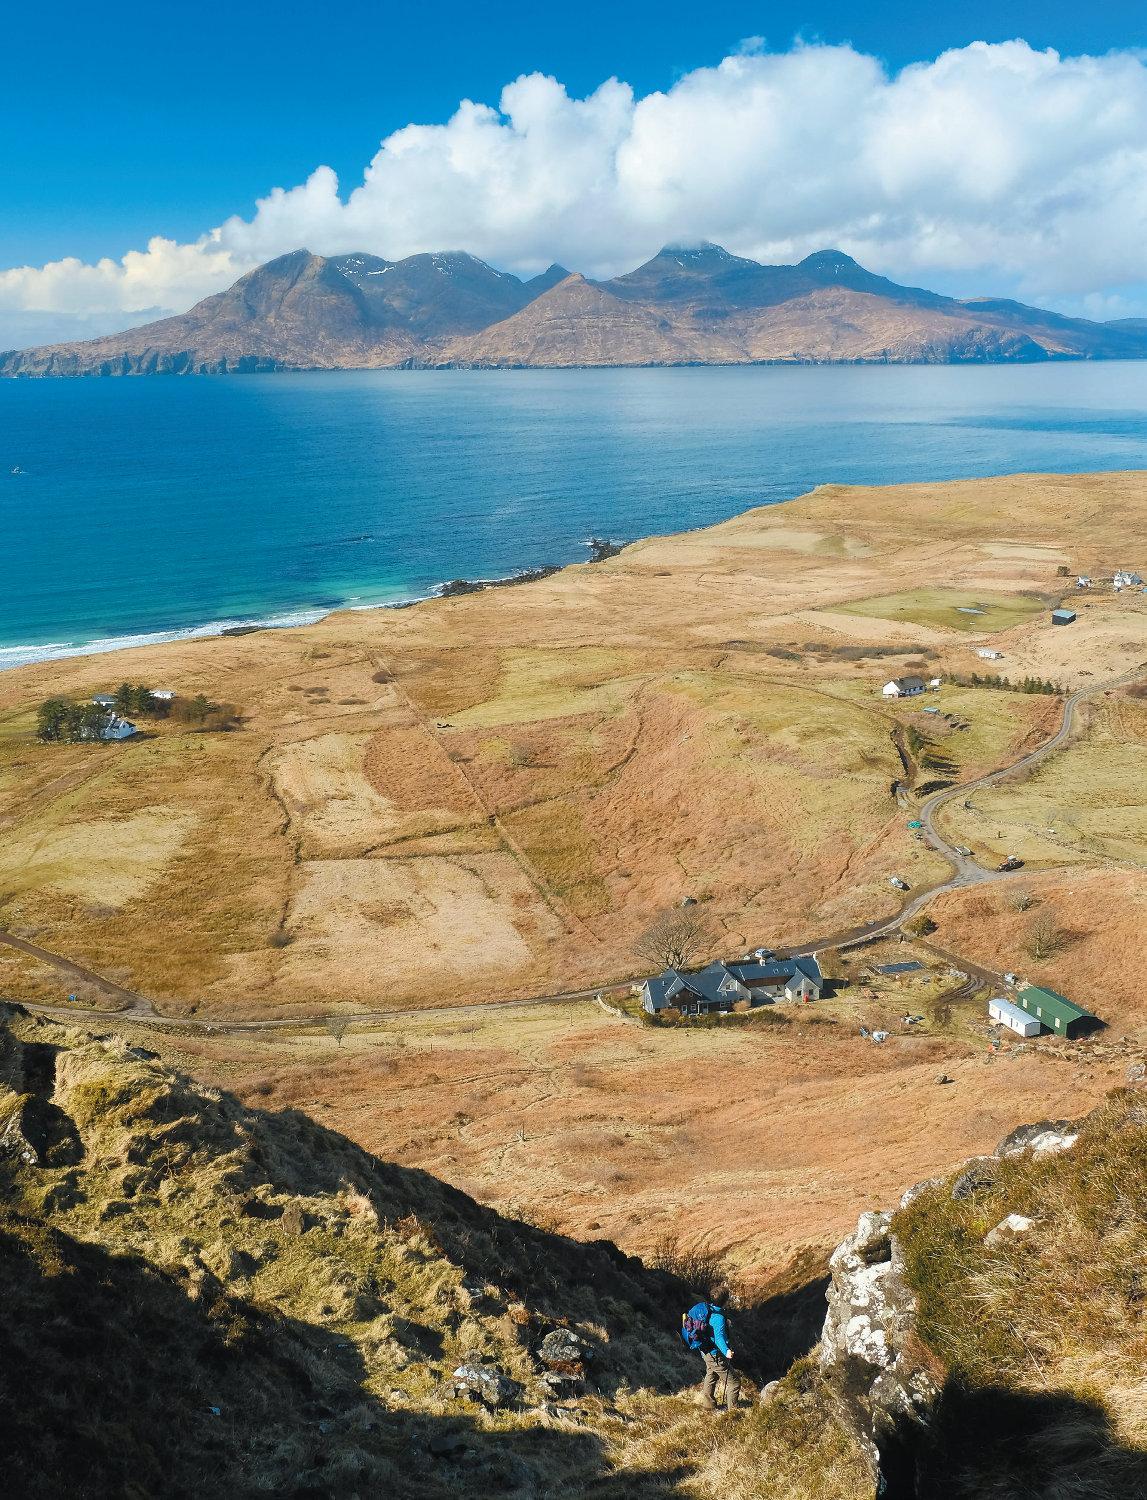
0, 1209, 693, 1500
229, 1102, 712, 1396
241, 1102, 833, 1399
882, 1379, 1147, 1500
737, 1270, 831, 1385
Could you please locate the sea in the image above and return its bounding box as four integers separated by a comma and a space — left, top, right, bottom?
2, 362, 1146, 669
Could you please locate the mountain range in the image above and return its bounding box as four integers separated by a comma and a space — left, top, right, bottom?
4, 243, 1147, 375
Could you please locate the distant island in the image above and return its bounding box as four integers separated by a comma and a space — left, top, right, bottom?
5, 243, 1147, 376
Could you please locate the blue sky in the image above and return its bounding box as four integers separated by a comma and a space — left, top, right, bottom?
6, 0, 1144, 267
2, 2, 1147, 340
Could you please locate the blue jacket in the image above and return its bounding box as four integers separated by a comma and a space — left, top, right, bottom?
708, 1305, 731, 1357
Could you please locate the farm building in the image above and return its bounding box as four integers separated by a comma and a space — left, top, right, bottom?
641, 955, 823, 1016
1014, 985, 1097, 1038
882, 676, 925, 699
91, 694, 116, 708
976, 649, 1003, 661
151, 689, 176, 701
989, 996, 1041, 1037
1051, 608, 1076, 626
1113, 571, 1143, 589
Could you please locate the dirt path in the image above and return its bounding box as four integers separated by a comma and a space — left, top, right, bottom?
791, 662, 1147, 957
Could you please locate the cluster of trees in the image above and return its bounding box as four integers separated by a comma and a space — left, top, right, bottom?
113, 683, 167, 717
951, 673, 1065, 695
36, 699, 111, 743
169, 694, 239, 731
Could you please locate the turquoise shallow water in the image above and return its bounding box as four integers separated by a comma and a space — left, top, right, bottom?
2, 363, 1146, 667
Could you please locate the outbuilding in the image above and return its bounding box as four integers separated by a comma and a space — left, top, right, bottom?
1051, 608, 1076, 626
1014, 984, 1097, 1038
989, 996, 1041, 1037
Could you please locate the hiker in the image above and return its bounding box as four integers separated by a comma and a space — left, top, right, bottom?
681, 1288, 741, 1412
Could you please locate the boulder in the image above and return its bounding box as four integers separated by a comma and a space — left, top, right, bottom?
537, 1327, 591, 1373
451, 1364, 522, 1410
996, 1119, 1079, 1159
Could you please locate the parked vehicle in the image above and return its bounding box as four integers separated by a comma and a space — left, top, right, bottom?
889, 876, 910, 891
997, 855, 1024, 872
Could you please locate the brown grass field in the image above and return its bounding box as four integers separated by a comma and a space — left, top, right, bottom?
4, 470, 1144, 1277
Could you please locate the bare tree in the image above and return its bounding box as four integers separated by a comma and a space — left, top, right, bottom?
1027, 911, 1062, 961
325, 1015, 352, 1047
1008, 887, 1036, 913
635, 907, 712, 972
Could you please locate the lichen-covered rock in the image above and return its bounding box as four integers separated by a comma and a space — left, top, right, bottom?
537, 1327, 591, 1373
819, 1210, 940, 1491
451, 1363, 522, 1410
996, 1119, 1079, 1158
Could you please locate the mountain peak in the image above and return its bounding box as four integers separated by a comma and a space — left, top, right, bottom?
648, 242, 746, 269
797, 249, 864, 274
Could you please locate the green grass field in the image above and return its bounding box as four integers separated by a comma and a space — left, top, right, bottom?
835, 588, 1045, 634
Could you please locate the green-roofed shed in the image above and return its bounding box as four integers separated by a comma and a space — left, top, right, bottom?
1015, 985, 1097, 1038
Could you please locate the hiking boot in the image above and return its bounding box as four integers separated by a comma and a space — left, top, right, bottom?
695, 1395, 718, 1411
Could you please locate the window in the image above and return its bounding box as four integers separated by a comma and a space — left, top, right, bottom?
1055, 1017, 1061, 1029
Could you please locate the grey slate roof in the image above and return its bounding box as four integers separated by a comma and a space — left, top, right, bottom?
642, 954, 823, 1010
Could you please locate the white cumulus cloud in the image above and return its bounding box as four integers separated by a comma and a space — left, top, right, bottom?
4, 37, 1147, 346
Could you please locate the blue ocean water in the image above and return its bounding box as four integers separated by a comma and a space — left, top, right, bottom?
2, 363, 1146, 668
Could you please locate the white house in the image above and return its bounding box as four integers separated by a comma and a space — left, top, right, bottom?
882, 676, 925, 699
1114, 570, 1143, 590
91, 694, 116, 708
928, 677, 942, 689
1076, 576, 1091, 588
976, 649, 1003, 661
151, 689, 176, 701
99, 715, 137, 741
988, 996, 1041, 1037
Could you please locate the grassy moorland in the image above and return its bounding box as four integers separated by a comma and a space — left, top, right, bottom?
2, 471, 1145, 1023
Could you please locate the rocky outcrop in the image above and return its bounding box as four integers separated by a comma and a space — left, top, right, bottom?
819, 1210, 941, 1490
816, 1105, 1100, 1495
